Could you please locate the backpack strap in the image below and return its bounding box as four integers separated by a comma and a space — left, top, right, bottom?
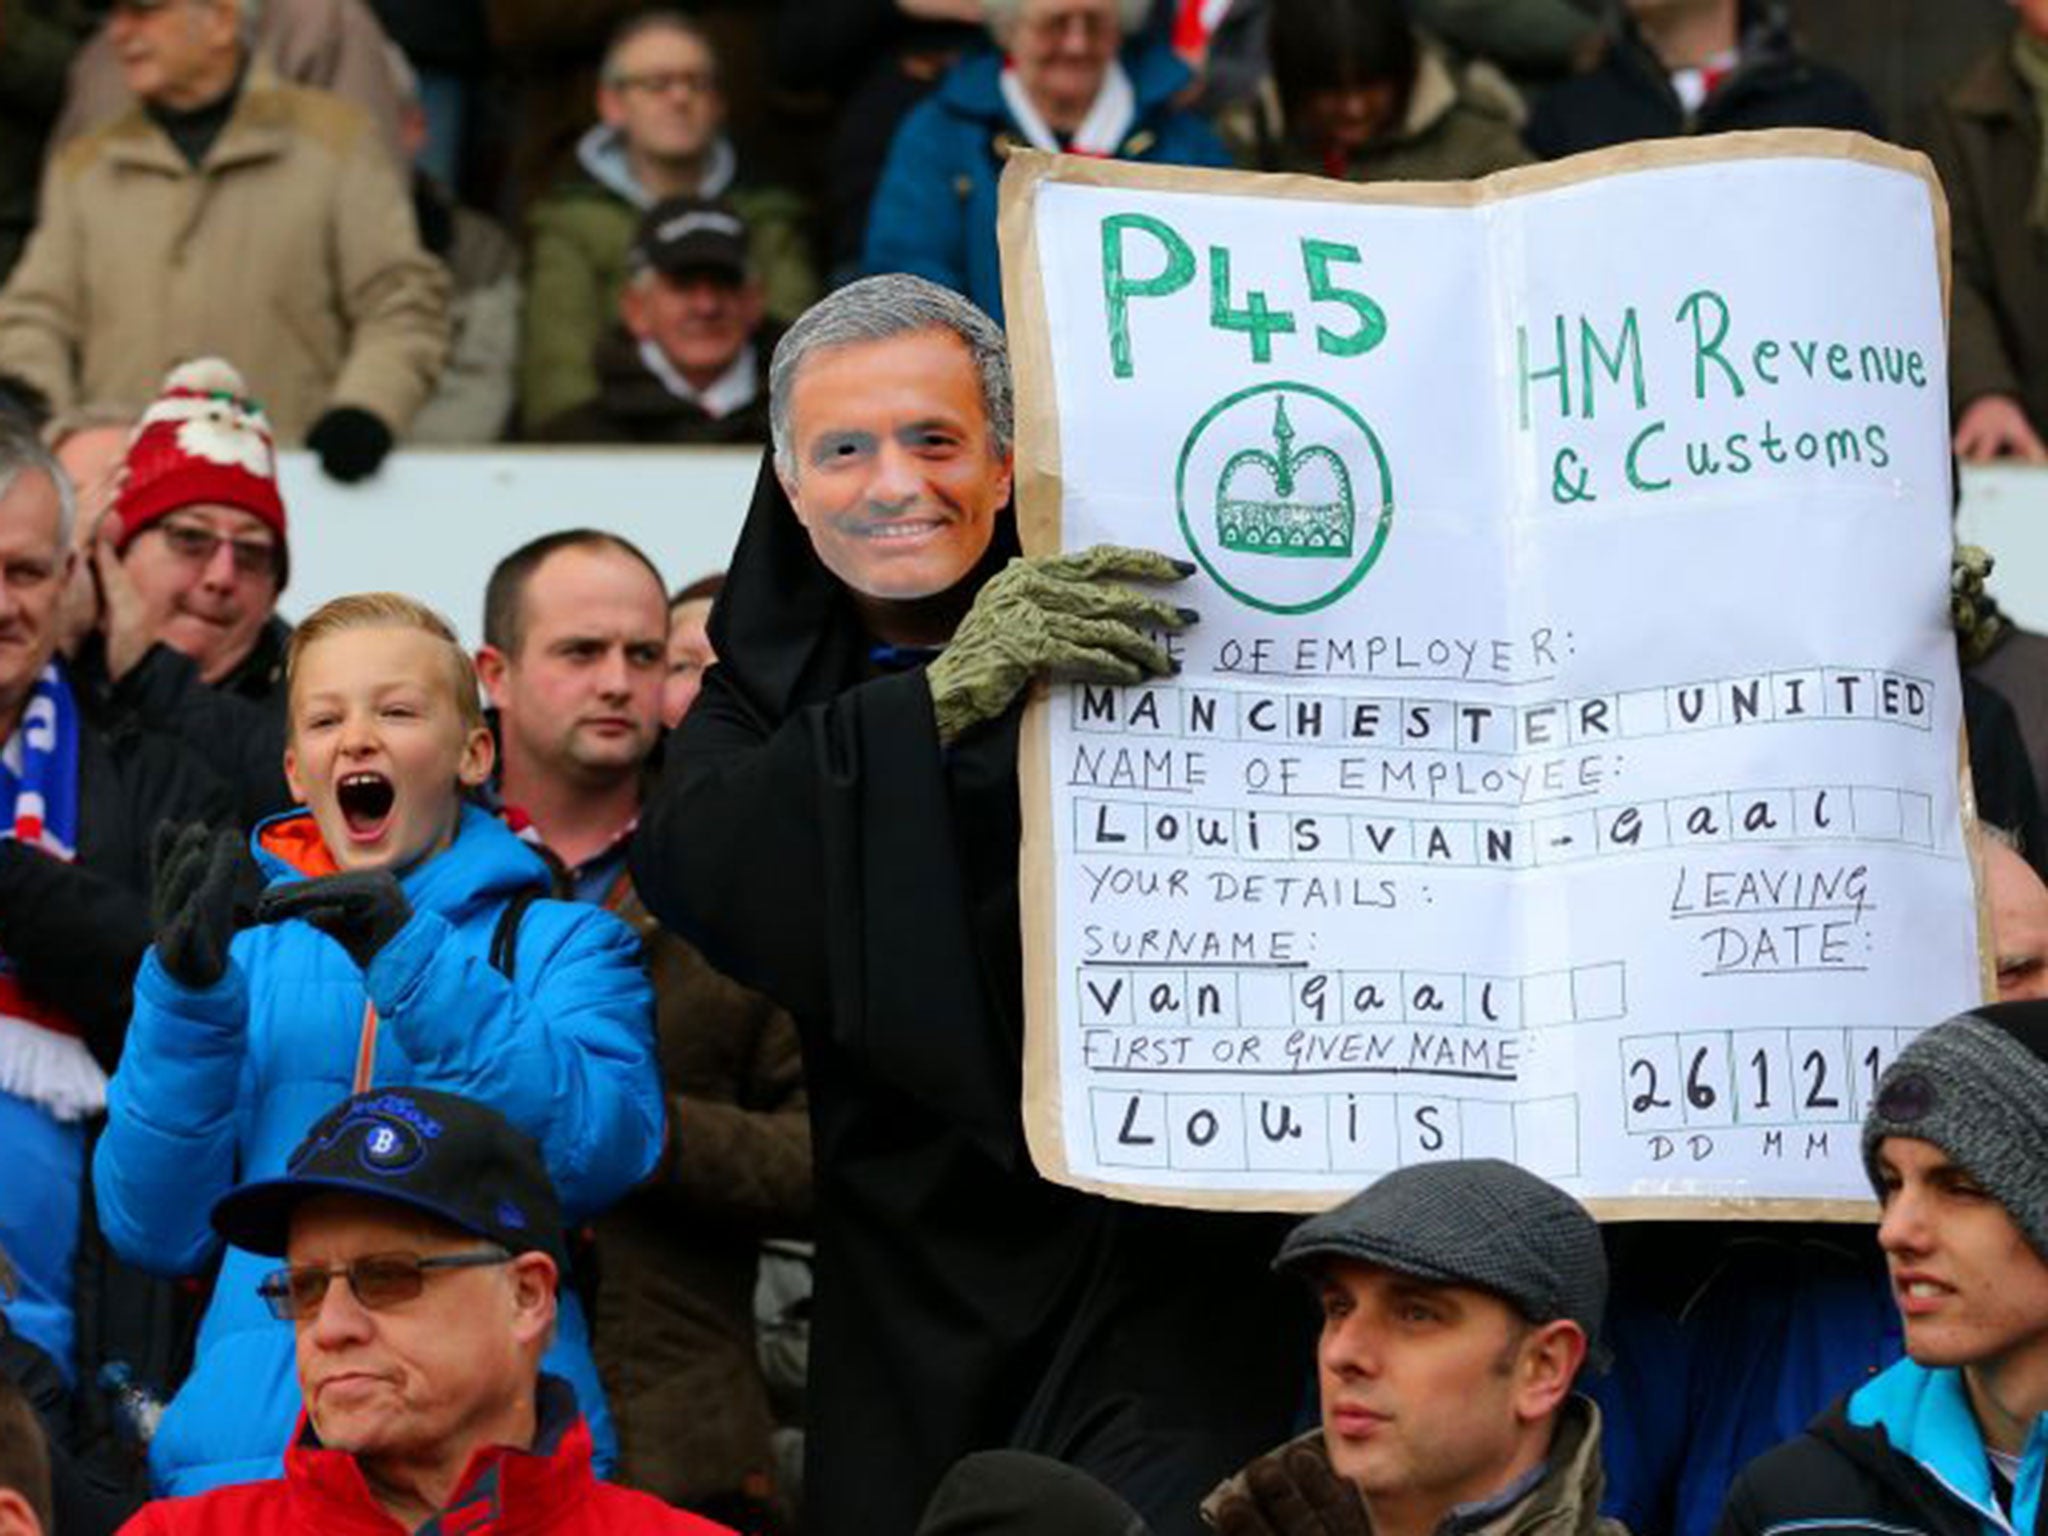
489, 889, 541, 980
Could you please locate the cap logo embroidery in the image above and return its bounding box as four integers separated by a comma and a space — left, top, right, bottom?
496, 1199, 527, 1229
1876, 1072, 1935, 1123
356, 1116, 426, 1174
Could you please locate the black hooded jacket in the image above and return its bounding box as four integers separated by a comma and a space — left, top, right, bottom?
1716, 1392, 2026, 1536
69, 615, 293, 828
630, 461, 1308, 1536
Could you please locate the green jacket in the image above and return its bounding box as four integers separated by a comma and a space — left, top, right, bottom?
1204, 1395, 1626, 1536
1925, 34, 2048, 432
518, 125, 816, 432
0, 0, 93, 284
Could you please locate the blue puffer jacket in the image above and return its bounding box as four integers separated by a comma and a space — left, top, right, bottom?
862, 41, 1231, 321
92, 805, 663, 1497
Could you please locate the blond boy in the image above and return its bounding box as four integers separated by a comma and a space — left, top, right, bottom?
93, 594, 662, 1498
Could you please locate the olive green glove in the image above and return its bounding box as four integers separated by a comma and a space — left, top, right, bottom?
1207, 1441, 1371, 1536
925, 544, 1197, 745
1952, 543, 2009, 666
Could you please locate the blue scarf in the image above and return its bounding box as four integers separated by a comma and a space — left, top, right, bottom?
0, 661, 102, 1120
1, 661, 81, 858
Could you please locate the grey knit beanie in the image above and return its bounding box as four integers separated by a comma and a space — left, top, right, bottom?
1862, 1002, 2048, 1260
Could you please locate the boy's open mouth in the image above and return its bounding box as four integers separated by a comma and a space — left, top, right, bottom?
336, 772, 396, 841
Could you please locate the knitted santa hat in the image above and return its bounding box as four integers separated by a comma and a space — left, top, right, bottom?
113, 358, 287, 583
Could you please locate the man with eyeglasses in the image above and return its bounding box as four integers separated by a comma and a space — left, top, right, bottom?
0, 0, 448, 482
519, 8, 815, 433
118, 1085, 731, 1535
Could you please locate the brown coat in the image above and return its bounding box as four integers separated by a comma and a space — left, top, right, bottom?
0, 64, 449, 438
1925, 36, 2048, 429
592, 874, 811, 1518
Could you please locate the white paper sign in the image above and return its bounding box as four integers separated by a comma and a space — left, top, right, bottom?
1004, 137, 1985, 1214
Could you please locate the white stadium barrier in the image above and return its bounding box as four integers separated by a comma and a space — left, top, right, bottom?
279, 449, 2048, 646
276, 445, 764, 646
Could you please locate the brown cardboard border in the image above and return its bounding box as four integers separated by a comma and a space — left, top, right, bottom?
1002, 132, 1968, 1218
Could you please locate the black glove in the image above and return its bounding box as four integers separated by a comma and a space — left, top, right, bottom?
254, 870, 412, 971
150, 823, 250, 990
306, 407, 393, 483
1209, 1443, 1370, 1536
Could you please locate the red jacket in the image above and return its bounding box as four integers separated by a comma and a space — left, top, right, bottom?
119, 1378, 734, 1536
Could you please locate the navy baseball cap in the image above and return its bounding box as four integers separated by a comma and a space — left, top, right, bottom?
630, 196, 749, 282
210, 1086, 566, 1265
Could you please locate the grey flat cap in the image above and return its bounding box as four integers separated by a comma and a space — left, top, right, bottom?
1276, 1159, 1607, 1355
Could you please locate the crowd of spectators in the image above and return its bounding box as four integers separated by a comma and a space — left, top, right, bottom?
2, 2, 2048, 1536
0, 0, 2040, 463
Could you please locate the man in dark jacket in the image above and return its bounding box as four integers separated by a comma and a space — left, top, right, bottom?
533, 198, 778, 446
1926, 0, 2048, 464
1526, 0, 1880, 160
1714, 1001, 2048, 1536
630, 273, 1309, 1536
0, 415, 230, 1386
476, 529, 809, 1525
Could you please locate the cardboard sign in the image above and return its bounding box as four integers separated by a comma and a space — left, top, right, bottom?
1003, 134, 1985, 1216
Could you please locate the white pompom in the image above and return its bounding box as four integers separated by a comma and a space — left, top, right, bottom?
162, 356, 250, 398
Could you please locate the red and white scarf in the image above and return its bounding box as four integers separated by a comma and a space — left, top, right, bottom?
0, 662, 106, 1121
1171, 0, 1235, 58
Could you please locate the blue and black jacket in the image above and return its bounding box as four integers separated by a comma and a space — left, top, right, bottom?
1717, 1356, 2048, 1536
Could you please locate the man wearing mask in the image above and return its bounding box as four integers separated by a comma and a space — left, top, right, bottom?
631, 273, 1307, 1536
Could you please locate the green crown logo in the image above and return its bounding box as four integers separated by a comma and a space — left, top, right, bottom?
1214, 397, 1356, 559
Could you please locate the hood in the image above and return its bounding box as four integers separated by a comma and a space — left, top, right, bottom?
251, 802, 551, 921
1840, 1359, 2048, 1536
573, 122, 738, 210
